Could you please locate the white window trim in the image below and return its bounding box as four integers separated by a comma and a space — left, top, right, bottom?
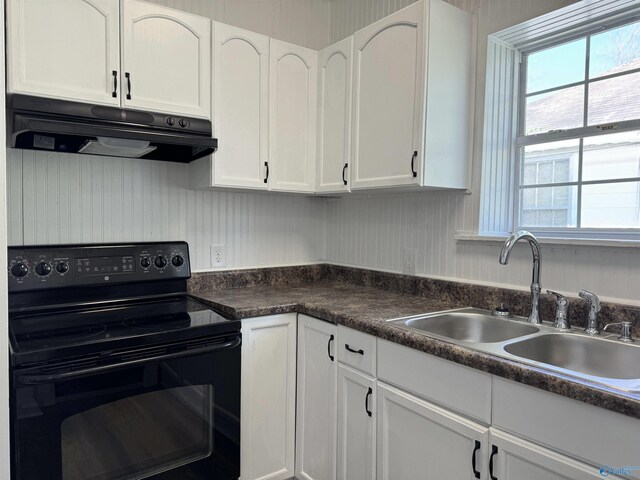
478, 0, 640, 242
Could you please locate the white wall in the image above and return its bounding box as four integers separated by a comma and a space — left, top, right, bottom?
323, 0, 640, 306
148, 0, 331, 50
8, 149, 325, 271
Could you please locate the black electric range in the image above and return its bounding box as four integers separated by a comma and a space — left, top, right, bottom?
8, 242, 241, 480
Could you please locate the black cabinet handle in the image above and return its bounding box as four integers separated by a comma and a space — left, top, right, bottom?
125, 72, 132, 100
489, 445, 498, 480
365, 387, 372, 417
345, 344, 364, 355
342, 163, 348, 185
411, 150, 418, 177
327, 334, 334, 361
112, 70, 118, 98
472, 440, 481, 479
264, 162, 269, 183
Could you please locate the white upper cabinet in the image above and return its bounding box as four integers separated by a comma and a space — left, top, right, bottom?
351, 1, 425, 190
7, 0, 121, 106
351, 0, 472, 190
121, 0, 211, 118
212, 22, 269, 189
316, 36, 353, 194
269, 39, 318, 193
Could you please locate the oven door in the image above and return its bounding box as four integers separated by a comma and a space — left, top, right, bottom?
12, 334, 241, 480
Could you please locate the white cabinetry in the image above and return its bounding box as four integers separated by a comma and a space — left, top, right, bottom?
211, 22, 270, 189
7, 0, 121, 106
316, 37, 353, 193
241, 314, 297, 480
8, 0, 211, 118
377, 382, 489, 480
295, 315, 338, 480
351, 0, 472, 190
488, 429, 618, 480
337, 364, 376, 480
269, 39, 318, 193
121, 0, 211, 118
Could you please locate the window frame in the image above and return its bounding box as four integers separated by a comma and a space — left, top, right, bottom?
511, 16, 640, 238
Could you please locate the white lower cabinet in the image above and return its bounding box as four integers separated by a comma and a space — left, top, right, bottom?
488, 429, 618, 480
241, 314, 297, 480
337, 364, 376, 480
377, 382, 489, 480
295, 315, 338, 480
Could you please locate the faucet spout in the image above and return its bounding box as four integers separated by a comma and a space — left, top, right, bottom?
499, 230, 542, 324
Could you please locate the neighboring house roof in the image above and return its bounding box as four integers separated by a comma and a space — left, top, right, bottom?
526, 57, 640, 134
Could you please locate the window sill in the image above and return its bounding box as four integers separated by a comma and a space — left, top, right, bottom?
455, 233, 640, 249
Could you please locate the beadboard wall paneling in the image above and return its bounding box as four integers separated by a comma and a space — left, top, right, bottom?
324, 191, 640, 304
148, 0, 331, 50
328, 0, 478, 43
9, 150, 324, 271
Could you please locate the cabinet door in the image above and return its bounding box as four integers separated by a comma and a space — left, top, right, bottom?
316, 37, 353, 193
212, 22, 269, 189
269, 39, 318, 193
351, 0, 425, 189
7, 0, 120, 106
296, 315, 338, 480
241, 314, 297, 480
337, 364, 376, 480
489, 429, 620, 480
377, 382, 489, 480
121, 0, 211, 118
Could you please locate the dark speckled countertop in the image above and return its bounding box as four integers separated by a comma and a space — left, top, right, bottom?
188, 265, 640, 420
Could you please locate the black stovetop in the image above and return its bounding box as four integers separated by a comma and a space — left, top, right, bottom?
10, 296, 240, 366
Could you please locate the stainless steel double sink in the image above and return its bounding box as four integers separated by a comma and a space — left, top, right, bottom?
388, 307, 640, 393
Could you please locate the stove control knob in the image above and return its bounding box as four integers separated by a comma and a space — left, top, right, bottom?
140, 257, 151, 268
171, 255, 184, 267
154, 256, 167, 269
55, 262, 69, 274
35, 262, 52, 276
11, 263, 29, 278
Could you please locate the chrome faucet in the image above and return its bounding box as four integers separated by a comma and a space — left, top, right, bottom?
547, 290, 570, 329
499, 231, 542, 324
579, 290, 601, 335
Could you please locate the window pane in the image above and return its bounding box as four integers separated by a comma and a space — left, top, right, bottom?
589, 21, 640, 79
583, 131, 640, 181
521, 140, 579, 186
581, 182, 640, 228
588, 71, 640, 125
526, 38, 586, 93
520, 185, 578, 228
525, 85, 584, 135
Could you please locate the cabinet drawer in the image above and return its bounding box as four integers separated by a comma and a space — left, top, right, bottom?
337, 326, 376, 376
377, 339, 491, 424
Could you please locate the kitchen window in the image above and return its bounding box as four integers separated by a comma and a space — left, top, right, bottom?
479, 2, 640, 241
517, 19, 640, 234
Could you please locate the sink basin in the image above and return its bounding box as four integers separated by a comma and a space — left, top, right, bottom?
389, 308, 539, 343
504, 334, 640, 380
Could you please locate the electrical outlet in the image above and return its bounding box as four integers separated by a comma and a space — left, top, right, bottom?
403, 248, 416, 275
211, 245, 225, 268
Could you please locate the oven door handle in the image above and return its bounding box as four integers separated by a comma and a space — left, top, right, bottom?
18, 336, 241, 386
